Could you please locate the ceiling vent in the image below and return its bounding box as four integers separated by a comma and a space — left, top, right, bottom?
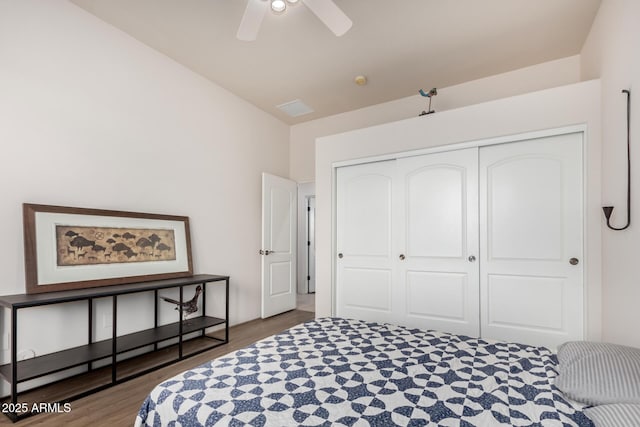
276, 99, 314, 117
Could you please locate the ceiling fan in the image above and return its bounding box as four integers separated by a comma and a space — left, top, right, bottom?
237, 0, 352, 41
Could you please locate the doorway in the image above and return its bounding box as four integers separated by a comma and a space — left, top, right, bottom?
307, 196, 316, 294
297, 183, 315, 312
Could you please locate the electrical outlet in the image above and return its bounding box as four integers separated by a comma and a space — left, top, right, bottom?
103, 314, 113, 328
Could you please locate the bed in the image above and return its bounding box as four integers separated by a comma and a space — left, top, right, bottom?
135, 317, 593, 426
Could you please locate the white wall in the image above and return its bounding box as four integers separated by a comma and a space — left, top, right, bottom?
0, 0, 288, 390
581, 0, 640, 347
315, 80, 603, 343
290, 56, 581, 182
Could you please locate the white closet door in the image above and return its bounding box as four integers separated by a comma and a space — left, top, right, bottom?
479, 133, 583, 348
336, 161, 396, 324
396, 149, 480, 336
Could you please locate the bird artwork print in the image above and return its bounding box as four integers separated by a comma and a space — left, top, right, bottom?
160, 285, 202, 321
55, 225, 177, 266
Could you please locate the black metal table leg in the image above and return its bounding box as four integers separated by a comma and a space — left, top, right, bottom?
225, 278, 229, 343
88, 298, 93, 372
201, 282, 206, 338
10, 307, 18, 421
154, 289, 158, 351
111, 295, 117, 384
178, 287, 183, 359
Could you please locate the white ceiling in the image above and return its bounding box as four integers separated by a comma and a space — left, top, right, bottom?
70, 0, 601, 124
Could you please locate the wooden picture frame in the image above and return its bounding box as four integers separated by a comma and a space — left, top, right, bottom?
23, 203, 193, 294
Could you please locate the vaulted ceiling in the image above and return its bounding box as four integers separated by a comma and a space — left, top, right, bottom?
71, 0, 601, 124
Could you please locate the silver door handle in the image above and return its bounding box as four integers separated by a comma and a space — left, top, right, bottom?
468, 255, 476, 262
399, 254, 405, 260
259, 250, 271, 255
569, 257, 579, 265
338, 253, 343, 259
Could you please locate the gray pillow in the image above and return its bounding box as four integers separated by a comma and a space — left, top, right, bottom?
583, 404, 640, 427
555, 341, 640, 405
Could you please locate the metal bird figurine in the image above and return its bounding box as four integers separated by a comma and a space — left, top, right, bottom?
419, 87, 438, 116
160, 285, 202, 321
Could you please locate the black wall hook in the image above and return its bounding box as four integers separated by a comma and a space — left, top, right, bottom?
603, 89, 631, 231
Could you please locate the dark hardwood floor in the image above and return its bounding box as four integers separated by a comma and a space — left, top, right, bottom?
0, 310, 315, 427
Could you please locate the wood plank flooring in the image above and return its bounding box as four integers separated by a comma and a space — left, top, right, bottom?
0, 310, 315, 427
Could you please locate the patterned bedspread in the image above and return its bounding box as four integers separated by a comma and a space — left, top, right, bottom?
135, 318, 593, 426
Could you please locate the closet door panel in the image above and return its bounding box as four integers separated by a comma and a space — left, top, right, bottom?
341, 268, 392, 312
336, 161, 395, 323
488, 156, 564, 260
486, 275, 564, 330
406, 272, 468, 322
396, 148, 480, 336
406, 166, 465, 258
480, 133, 583, 349
342, 174, 391, 257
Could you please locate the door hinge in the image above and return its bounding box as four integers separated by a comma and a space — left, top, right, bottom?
307, 275, 310, 281
307, 206, 311, 212
307, 241, 311, 246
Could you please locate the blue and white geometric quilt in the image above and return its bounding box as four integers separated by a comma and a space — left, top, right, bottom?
135, 318, 593, 426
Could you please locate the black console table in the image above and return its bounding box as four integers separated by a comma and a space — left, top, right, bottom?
0, 274, 229, 422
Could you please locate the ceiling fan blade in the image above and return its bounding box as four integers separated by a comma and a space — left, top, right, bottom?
302, 0, 352, 36
237, 0, 269, 41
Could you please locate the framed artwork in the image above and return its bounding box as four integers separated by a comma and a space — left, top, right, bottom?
23, 203, 193, 294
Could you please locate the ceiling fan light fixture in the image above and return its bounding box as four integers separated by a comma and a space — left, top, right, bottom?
271, 0, 286, 13
237, 0, 352, 41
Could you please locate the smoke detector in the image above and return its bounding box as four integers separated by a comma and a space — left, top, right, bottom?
354, 75, 367, 86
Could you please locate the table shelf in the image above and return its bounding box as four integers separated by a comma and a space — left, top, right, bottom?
0, 315, 225, 383
0, 274, 229, 422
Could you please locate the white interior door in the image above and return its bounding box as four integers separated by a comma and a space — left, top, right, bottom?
261, 173, 297, 318
336, 161, 395, 324
396, 148, 480, 336
479, 133, 583, 348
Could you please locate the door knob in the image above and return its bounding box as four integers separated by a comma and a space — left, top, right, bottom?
259, 249, 271, 255
399, 254, 405, 260
338, 253, 343, 259
468, 255, 476, 262
569, 257, 579, 265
